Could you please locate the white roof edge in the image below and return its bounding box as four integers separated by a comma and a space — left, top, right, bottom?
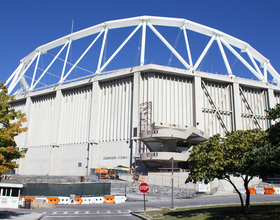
0, 183, 23, 188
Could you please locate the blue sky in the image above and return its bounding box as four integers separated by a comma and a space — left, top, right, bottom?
1, 0, 280, 87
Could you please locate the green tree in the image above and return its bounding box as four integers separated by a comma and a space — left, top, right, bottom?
265, 104, 280, 174
186, 129, 272, 212
0, 82, 27, 176
267, 103, 280, 146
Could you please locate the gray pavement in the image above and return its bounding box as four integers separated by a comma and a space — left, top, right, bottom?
1, 191, 279, 220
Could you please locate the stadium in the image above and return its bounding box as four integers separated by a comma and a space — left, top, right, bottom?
6, 16, 280, 176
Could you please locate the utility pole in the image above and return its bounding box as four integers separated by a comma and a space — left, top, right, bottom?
171, 157, 174, 209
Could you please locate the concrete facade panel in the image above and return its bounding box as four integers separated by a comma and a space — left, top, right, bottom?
202, 80, 233, 137
240, 86, 269, 130
17, 144, 88, 176
98, 76, 133, 142
141, 72, 193, 126
11, 99, 26, 148
58, 85, 92, 145
26, 93, 56, 147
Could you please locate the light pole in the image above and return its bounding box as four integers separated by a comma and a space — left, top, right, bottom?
171, 157, 174, 209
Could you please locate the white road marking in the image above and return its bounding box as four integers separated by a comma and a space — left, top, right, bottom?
74, 211, 79, 214
85, 211, 89, 214
43, 214, 133, 218
63, 211, 68, 214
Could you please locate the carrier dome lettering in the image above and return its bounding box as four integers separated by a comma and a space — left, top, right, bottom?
103, 156, 128, 160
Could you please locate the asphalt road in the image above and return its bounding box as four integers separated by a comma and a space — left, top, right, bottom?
1, 194, 280, 219
41, 212, 139, 220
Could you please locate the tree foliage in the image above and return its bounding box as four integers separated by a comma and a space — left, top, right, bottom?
266, 104, 280, 148
266, 103, 280, 121
265, 104, 280, 175
0, 82, 27, 175
186, 129, 272, 212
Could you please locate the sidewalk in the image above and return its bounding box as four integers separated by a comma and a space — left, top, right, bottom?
0, 211, 43, 220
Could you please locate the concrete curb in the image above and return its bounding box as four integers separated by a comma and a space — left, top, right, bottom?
130, 211, 150, 220
9, 213, 44, 220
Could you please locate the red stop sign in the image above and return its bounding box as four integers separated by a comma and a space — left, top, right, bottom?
139, 183, 149, 193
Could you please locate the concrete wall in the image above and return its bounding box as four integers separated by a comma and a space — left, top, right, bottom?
98, 76, 133, 142
120, 172, 261, 193
140, 72, 194, 127
90, 141, 131, 168
18, 144, 88, 176
11, 65, 280, 176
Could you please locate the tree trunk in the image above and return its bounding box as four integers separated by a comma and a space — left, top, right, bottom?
226, 176, 244, 210
244, 175, 251, 213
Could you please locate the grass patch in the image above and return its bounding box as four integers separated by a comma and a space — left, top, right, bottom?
140, 203, 280, 220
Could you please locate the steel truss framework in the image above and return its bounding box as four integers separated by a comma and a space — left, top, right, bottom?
6, 16, 280, 95
202, 80, 268, 135
201, 80, 232, 134
239, 87, 267, 129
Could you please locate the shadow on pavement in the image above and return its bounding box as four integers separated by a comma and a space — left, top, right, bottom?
0, 211, 27, 219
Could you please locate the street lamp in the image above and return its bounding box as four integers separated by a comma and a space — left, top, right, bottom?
170, 157, 174, 209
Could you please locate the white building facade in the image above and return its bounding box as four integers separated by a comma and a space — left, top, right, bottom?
11, 64, 280, 175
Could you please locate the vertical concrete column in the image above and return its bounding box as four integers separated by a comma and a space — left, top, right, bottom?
267, 87, 276, 109
23, 96, 31, 148
17, 95, 31, 174
88, 80, 100, 173
232, 82, 242, 130
51, 86, 63, 146
47, 86, 63, 175
193, 75, 204, 131
45, 87, 63, 175
89, 80, 100, 142
131, 71, 141, 166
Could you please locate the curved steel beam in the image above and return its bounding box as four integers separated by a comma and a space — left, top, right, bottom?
6, 15, 280, 95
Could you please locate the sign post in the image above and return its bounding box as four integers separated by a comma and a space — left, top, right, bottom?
171, 157, 174, 209
139, 182, 149, 213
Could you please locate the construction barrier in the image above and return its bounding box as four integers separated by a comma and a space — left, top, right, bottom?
23, 195, 125, 205
246, 188, 256, 194
23, 186, 280, 207
81, 197, 94, 204
75, 197, 83, 205
47, 197, 60, 204
274, 188, 280, 195
256, 188, 265, 194
239, 188, 279, 195
93, 197, 105, 204
103, 196, 115, 204
115, 196, 126, 204
58, 197, 71, 205
264, 188, 275, 195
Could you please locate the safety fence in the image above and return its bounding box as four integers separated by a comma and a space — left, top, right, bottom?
21, 195, 126, 207
238, 187, 280, 195
23, 182, 110, 197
